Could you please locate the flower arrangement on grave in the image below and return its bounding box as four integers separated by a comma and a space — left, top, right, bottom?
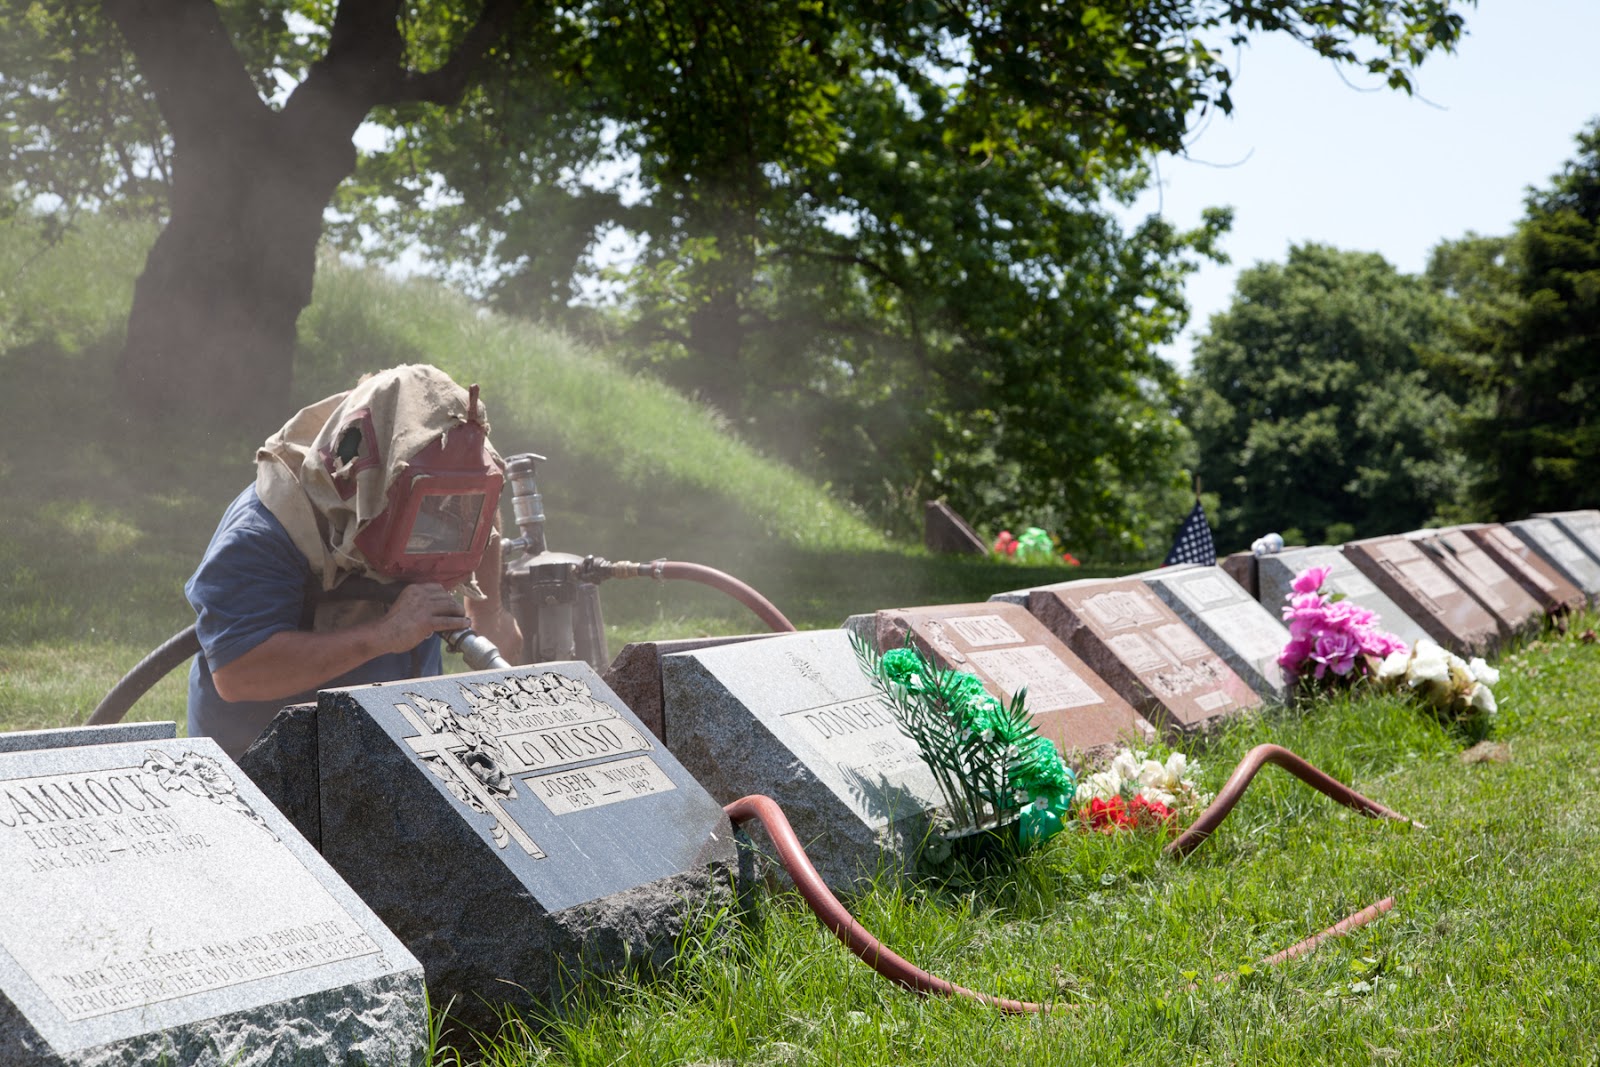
1376, 638, 1500, 741
1073, 747, 1210, 833
854, 639, 1076, 848
1278, 565, 1407, 686
992, 526, 1080, 566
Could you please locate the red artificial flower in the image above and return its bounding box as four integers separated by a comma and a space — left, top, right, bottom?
994, 530, 1019, 556
1060, 551, 1081, 566
1128, 794, 1175, 828
1083, 796, 1134, 833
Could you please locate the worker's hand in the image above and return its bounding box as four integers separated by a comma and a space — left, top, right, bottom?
378, 583, 470, 654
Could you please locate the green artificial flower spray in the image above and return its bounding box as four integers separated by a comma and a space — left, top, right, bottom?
854, 638, 1076, 847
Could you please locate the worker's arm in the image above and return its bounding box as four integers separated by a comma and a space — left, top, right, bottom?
211, 583, 467, 702
466, 532, 524, 663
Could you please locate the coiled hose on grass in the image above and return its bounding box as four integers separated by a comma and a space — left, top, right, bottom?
724, 743, 1416, 1013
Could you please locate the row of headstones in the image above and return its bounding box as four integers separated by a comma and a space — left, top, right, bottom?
5, 511, 1597, 1064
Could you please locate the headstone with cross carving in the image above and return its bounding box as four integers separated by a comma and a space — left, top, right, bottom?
313, 663, 737, 1032
661, 629, 945, 890
0, 731, 425, 1067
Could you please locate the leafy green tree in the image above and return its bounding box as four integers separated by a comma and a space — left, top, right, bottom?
344, 0, 1470, 543
1185, 244, 1473, 551
1440, 121, 1600, 519
5, 0, 1472, 478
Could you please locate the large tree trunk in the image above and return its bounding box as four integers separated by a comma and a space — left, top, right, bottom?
118, 123, 353, 428
103, 0, 517, 426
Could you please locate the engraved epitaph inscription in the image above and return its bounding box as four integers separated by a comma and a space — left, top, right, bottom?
0, 754, 378, 1022
1082, 589, 1165, 630
1208, 602, 1289, 661
394, 672, 678, 857
781, 694, 928, 787
1176, 573, 1242, 607
944, 614, 1025, 648
965, 646, 1104, 712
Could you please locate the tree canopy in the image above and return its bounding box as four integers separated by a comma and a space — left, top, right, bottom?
1436, 120, 1600, 520
1185, 243, 1473, 551
2, 0, 1475, 546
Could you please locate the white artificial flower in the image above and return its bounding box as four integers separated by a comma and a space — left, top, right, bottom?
1469, 682, 1498, 714
1164, 752, 1190, 782
1468, 657, 1501, 687
1136, 786, 1177, 807
1110, 749, 1141, 782
1377, 649, 1411, 681
1078, 769, 1122, 802
1137, 758, 1170, 789
1408, 640, 1452, 686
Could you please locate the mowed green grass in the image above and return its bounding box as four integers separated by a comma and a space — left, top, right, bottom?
445, 631, 1600, 1066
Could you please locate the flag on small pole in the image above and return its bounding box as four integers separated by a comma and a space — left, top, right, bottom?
1163, 481, 1216, 567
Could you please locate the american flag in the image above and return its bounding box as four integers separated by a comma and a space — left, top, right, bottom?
1163, 500, 1217, 567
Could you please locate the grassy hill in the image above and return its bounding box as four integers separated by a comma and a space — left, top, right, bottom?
0, 215, 1102, 732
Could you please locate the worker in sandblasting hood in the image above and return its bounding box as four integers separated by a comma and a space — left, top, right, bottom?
185, 364, 521, 759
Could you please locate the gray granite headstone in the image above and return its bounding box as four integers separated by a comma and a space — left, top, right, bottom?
315, 663, 737, 1032
661, 629, 943, 890
0, 735, 425, 1067
1507, 518, 1600, 603
1141, 565, 1291, 701
1535, 510, 1600, 567
922, 500, 989, 556
1257, 545, 1430, 651
601, 633, 773, 743
0, 721, 175, 754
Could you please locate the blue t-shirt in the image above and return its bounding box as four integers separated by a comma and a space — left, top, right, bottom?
186, 486, 441, 759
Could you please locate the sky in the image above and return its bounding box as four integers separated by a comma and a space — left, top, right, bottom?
1130, 0, 1600, 370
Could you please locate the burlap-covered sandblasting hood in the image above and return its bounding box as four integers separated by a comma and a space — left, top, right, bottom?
254, 364, 502, 593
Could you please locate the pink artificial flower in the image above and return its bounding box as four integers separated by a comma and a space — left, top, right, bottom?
1291, 566, 1333, 596
1311, 630, 1362, 678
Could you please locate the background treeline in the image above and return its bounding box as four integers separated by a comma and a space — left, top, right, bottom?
5, 2, 1594, 560
1187, 121, 1600, 551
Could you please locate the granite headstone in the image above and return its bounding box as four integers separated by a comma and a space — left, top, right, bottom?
601, 633, 773, 743
1219, 551, 1259, 601
661, 629, 943, 889
923, 500, 989, 556
1458, 522, 1585, 615
1342, 536, 1500, 656
0, 734, 425, 1067
1021, 578, 1261, 737
1534, 510, 1600, 568
1506, 518, 1600, 603
1405, 529, 1544, 640
1256, 546, 1430, 651
0, 720, 175, 754
1140, 565, 1291, 701
314, 663, 737, 1031
857, 601, 1156, 758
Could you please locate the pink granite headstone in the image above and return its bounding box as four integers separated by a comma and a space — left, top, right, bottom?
1342, 535, 1500, 656
1022, 578, 1261, 738
865, 601, 1155, 759
1459, 522, 1584, 615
